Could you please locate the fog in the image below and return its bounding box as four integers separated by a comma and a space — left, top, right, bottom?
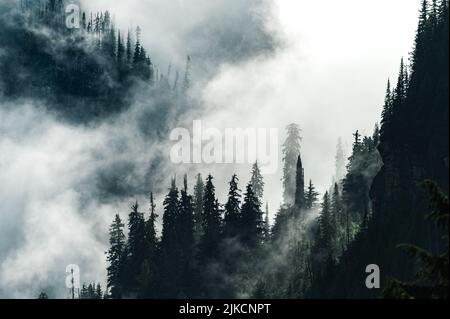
0, 0, 419, 298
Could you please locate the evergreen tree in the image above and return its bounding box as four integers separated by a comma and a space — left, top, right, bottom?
250, 161, 265, 202
177, 175, 196, 296
193, 173, 205, 245
316, 192, 333, 256
335, 138, 346, 182
384, 181, 449, 299
199, 175, 222, 261
223, 174, 242, 239
106, 214, 126, 299
241, 183, 263, 249
305, 180, 320, 210
140, 192, 159, 298
294, 155, 305, 210
124, 202, 146, 295
282, 124, 302, 205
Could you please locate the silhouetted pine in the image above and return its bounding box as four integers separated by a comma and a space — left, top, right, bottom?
223, 174, 242, 239
124, 202, 146, 296
199, 175, 222, 261
241, 183, 263, 249
294, 155, 305, 211
305, 180, 319, 210
106, 214, 126, 299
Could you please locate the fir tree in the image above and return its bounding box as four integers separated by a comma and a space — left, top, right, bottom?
250, 161, 265, 202
223, 174, 242, 239
294, 155, 305, 210
305, 180, 319, 210
282, 124, 302, 205
241, 183, 263, 249
199, 175, 222, 261
106, 214, 126, 299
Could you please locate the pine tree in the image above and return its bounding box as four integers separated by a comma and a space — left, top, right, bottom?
263, 202, 271, 243
159, 177, 181, 297
193, 173, 205, 245
317, 192, 333, 256
177, 175, 196, 296
106, 214, 126, 298
126, 30, 132, 65
161, 178, 179, 254
250, 161, 265, 202
282, 124, 302, 206
199, 175, 222, 261
241, 183, 263, 249
294, 155, 305, 210
125, 201, 146, 294
223, 174, 242, 239
305, 180, 319, 210
140, 192, 159, 297
335, 138, 346, 182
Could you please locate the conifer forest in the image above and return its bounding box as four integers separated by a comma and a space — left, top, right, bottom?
0, 0, 448, 300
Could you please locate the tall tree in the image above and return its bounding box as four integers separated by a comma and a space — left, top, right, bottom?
250, 161, 265, 202
294, 155, 305, 210
223, 174, 242, 239
124, 201, 146, 295
305, 180, 319, 210
241, 183, 263, 249
106, 214, 126, 299
199, 175, 222, 261
193, 173, 205, 245
282, 123, 302, 205
335, 138, 346, 182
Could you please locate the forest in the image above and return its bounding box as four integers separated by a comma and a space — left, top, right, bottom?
0, 0, 448, 299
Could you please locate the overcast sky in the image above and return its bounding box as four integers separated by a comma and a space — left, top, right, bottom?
0, 0, 420, 298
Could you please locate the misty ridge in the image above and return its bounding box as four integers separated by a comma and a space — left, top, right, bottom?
0, 0, 449, 300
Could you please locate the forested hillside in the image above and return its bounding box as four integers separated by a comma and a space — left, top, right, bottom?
308, 0, 449, 298
1, 0, 447, 299
0, 0, 191, 123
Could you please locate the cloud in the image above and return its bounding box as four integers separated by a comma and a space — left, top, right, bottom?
0, 0, 420, 298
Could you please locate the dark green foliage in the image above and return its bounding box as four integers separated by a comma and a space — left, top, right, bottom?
223, 174, 242, 239
106, 214, 126, 298
199, 175, 222, 261
384, 181, 449, 299
305, 180, 319, 210
241, 183, 263, 249
294, 155, 305, 211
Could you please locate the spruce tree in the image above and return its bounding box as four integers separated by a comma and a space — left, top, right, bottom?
305, 180, 319, 210
125, 201, 146, 294
241, 183, 263, 249
193, 173, 205, 245
223, 174, 242, 239
250, 161, 265, 202
294, 155, 305, 210
282, 124, 302, 205
199, 175, 222, 261
106, 214, 126, 299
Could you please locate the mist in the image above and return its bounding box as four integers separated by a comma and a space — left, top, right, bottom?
0, 0, 420, 298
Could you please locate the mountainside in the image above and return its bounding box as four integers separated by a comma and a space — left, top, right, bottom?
308, 0, 449, 298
